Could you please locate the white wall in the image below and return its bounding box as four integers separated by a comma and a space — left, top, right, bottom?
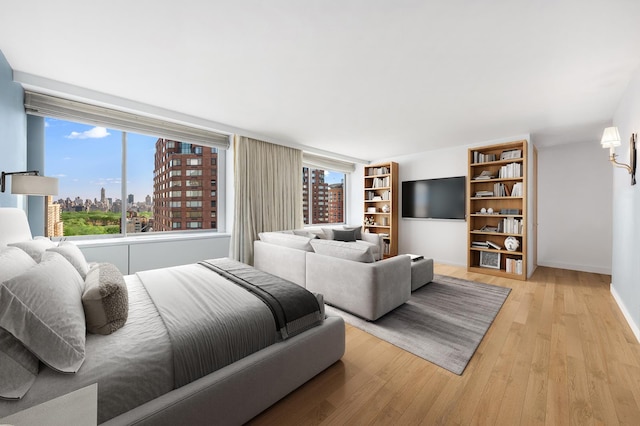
351, 133, 609, 276
0, 50, 27, 211
536, 140, 613, 274
610, 65, 640, 341
364, 144, 470, 266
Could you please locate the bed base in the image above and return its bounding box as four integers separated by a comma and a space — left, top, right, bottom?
102, 315, 345, 426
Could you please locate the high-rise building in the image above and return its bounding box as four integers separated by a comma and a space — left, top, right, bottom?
45, 196, 64, 237
153, 139, 218, 231
328, 182, 344, 223
100, 187, 105, 204
302, 168, 329, 224
127, 194, 134, 205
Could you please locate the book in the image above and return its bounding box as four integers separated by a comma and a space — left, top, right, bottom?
407, 254, 424, 262
486, 241, 501, 250
473, 170, 495, 180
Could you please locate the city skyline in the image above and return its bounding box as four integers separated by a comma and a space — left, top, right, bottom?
45, 117, 345, 202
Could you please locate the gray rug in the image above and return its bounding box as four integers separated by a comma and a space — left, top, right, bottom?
325, 274, 511, 375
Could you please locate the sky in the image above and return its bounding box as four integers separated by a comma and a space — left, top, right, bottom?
46, 118, 163, 202
45, 118, 345, 201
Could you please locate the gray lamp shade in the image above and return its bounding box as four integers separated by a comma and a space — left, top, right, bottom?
11, 174, 59, 196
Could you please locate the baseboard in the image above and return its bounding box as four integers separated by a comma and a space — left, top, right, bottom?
610, 284, 640, 344
536, 260, 611, 275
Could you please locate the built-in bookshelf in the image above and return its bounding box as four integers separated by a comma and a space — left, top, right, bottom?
363, 161, 398, 258
467, 140, 528, 280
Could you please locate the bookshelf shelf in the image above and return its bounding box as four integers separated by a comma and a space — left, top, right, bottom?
467, 140, 528, 280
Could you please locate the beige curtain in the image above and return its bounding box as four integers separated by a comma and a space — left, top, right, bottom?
230, 135, 303, 264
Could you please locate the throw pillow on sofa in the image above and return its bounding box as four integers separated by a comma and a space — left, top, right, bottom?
310, 239, 376, 263
332, 229, 357, 242
342, 226, 363, 240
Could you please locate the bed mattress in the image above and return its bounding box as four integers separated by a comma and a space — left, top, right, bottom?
0, 274, 174, 423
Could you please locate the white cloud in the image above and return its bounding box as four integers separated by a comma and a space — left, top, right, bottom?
66, 126, 110, 139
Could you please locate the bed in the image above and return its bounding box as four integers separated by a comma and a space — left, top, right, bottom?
0, 208, 345, 425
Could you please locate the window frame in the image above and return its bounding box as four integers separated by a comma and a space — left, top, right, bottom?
302, 165, 348, 226
41, 117, 226, 240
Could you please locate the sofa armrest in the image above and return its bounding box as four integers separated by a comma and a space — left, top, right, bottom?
254, 240, 307, 287
360, 232, 379, 245
306, 253, 411, 320
359, 232, 383, 260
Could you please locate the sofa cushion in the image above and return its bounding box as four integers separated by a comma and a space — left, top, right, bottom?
258, 232, 314, 252
332, 229, 357, 242
292, 230, 319, 239
310, 239, 376, 263
321, 228, 335, 240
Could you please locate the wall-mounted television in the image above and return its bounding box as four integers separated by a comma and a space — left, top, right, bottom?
402, 176, 466, 220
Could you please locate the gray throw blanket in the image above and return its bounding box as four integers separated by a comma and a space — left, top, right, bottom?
137, 259, 323, 388
199, 258, 324, 339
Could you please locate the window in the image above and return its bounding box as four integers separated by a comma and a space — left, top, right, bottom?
44, 118, 224, 236
302, 166, 346, 225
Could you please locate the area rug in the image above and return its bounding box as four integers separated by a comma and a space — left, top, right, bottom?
324, 274, 511, 375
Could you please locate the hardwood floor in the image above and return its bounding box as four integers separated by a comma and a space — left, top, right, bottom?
249, 264, 640, 425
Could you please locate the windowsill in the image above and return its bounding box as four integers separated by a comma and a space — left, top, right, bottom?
69, 231, 230, 248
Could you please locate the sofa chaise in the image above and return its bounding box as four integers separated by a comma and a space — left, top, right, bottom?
254, 226, 411, 321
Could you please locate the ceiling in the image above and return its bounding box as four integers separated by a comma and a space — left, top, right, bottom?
1, 1, 640, 162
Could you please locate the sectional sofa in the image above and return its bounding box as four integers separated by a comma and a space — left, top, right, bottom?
254, 227, 411, 321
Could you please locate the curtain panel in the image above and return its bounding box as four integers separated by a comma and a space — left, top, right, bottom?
230, 135, 303, 264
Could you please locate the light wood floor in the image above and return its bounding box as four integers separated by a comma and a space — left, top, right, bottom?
249, 264, 640, 425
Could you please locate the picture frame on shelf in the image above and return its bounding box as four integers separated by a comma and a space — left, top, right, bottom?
479, 251, 500, 269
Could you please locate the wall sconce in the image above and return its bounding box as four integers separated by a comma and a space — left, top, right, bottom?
601, 127, 636, 185
0, 170, 59, 195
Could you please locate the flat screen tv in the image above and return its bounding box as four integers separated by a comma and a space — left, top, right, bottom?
402, 176, 466, 220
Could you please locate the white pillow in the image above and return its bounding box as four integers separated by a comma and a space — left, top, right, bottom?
0, 246, 37, 281
0, 251, 86, 373
8, 238, 57, 262
0, 246, 40, 400
47, 241, 90, 279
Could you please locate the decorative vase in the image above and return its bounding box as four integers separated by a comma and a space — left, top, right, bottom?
504, 236, 520, 252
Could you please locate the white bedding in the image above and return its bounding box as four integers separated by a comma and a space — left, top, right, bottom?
0, 275, 174, 423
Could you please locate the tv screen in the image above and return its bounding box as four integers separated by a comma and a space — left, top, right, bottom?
402, 176, 466, 220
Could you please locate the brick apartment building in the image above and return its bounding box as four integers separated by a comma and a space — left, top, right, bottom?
153, 139, 218, 231
328, 183, 344, 223
303, 168, 328, 224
